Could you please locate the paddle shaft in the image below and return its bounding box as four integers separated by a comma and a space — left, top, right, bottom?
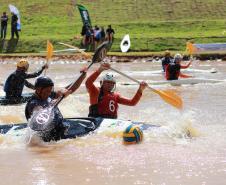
54, 61, 95, 107
58, 42, 89, 56
109, 67, 157, 92
109, 66, 183, 109
44, 59, 49, 76
53, 41, 110, 107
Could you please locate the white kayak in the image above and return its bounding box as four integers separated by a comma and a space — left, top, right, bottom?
120, 34, 131, 52
121, 78, 225, 86
185, 68, 218, 74
142, 68, 218, 75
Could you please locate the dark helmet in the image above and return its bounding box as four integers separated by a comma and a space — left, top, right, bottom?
35, 76, 54, 88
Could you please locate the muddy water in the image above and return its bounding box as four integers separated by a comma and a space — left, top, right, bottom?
0, 59, 226, 185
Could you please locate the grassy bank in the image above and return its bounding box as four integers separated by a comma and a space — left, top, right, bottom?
0, 0, 226, 53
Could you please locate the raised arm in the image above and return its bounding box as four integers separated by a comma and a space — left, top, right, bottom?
25, 64, 48, 78
85, 63, 110, 104
24, 80, 35, 89
180, 61, 192, 69
67, 70, 87, 93
117, 82, 147, 106
179, 73, 192, 78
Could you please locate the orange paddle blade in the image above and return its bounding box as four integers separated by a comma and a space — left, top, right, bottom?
186, 42, 196, 55
151, 88, 183, 109
46, 40, 53, 60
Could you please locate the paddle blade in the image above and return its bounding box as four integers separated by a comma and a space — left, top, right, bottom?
46, 40, 53, 60
152, 88, 183, 109
28, 107, 55, 132
186, 42, 196, 55
92, 41, 110, 63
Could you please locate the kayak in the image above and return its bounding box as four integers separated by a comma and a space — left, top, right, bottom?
120, 34, 131, 53
121, 78, 225, 86
138, 68, 218, 75
185, 68, 218, 74
0, 117, 159, 140
0, 93, 32, 106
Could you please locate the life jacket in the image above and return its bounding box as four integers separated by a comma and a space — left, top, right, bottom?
88, 88, 119, 119
165, 63, 181, 80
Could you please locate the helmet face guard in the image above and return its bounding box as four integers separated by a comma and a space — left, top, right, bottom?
102, 73, 116, 83
101, 73, 116, 92
174, 53, 183, 63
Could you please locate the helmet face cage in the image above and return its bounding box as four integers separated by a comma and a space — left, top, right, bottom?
174, 53, 183, 63
101, 73, 116, 92
102, 73, 116, 83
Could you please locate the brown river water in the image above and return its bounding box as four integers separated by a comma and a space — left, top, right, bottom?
0, 58, 226, 185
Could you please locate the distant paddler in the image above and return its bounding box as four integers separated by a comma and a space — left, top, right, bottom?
165, 53, 192, 80
4, 59, 48, 99
85, 63, 147, 119
161, 50, 173, 72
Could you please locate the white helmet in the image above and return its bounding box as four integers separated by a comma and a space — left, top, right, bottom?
101, 73, 116, 92
174, 53, 183, 63
102, 73, 116, 83
174, 53, 183, 61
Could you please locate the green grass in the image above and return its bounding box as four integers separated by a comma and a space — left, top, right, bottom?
1, 0, 226, 53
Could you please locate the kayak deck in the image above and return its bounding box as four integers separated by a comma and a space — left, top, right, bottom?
0, 117, 159, 140
0, 93, 33, 106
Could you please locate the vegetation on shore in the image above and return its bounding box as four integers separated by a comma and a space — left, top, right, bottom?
0, 0, 226, 54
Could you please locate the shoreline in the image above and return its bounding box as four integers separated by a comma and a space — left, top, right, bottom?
0, 52, 226, 62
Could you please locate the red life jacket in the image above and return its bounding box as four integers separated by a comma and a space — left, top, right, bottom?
98, 92, 119, 118
165, 63, 181, 80
89, 89, 119, 119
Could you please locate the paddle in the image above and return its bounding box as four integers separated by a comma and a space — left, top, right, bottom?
44, 40, 53, 75
109, 66, 183, 110
186, 42, 195, 57
28, 41, 110, 132
58, 42, 91, 59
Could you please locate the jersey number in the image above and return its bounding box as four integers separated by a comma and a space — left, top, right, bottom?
109, 100, 115, 112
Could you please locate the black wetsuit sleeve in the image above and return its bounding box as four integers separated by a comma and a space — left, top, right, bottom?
24, 80, 35, 89
25, 66, 45, 79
